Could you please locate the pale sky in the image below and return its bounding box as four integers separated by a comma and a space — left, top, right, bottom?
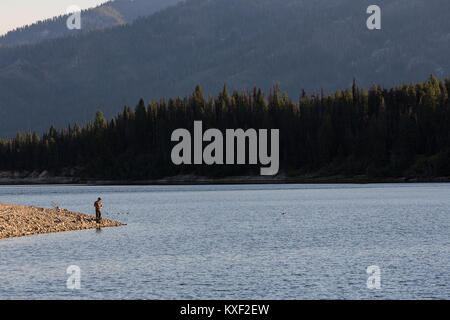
0, 0, 110, 35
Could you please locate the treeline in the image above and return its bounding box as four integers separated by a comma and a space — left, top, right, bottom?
0, 75, 449, 180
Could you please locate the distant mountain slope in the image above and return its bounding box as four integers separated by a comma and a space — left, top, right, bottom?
0, 0, 183, 47
0, 0, 448, 137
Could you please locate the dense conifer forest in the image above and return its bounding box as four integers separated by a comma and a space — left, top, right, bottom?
0, 0, 448, 137
0, 76, 449, 181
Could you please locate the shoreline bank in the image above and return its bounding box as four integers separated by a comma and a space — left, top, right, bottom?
0, 203, 125, 240
0, 172, 449, 185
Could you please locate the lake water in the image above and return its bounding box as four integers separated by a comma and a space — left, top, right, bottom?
0, 183, 448, 300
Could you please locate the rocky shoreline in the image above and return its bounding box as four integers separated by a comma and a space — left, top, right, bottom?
0, 168, 450, 185
0, 203, 125, 240
0, 170, 449, 185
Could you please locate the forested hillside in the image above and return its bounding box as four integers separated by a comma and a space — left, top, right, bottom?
1, 76, 449, 181
0, 0, 448, 137
0, 0, 182, 47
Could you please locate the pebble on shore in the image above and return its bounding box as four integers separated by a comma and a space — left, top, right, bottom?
0, 203, 125, 239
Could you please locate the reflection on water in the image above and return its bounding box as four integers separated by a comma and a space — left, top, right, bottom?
0, 183, 449, 299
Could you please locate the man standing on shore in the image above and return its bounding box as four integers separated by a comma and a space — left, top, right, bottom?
94, 198, 103, 223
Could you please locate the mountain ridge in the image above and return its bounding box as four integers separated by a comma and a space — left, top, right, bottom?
0, 0, 183, 47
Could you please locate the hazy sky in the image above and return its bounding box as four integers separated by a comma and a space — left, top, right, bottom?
0, 0, 110, 35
